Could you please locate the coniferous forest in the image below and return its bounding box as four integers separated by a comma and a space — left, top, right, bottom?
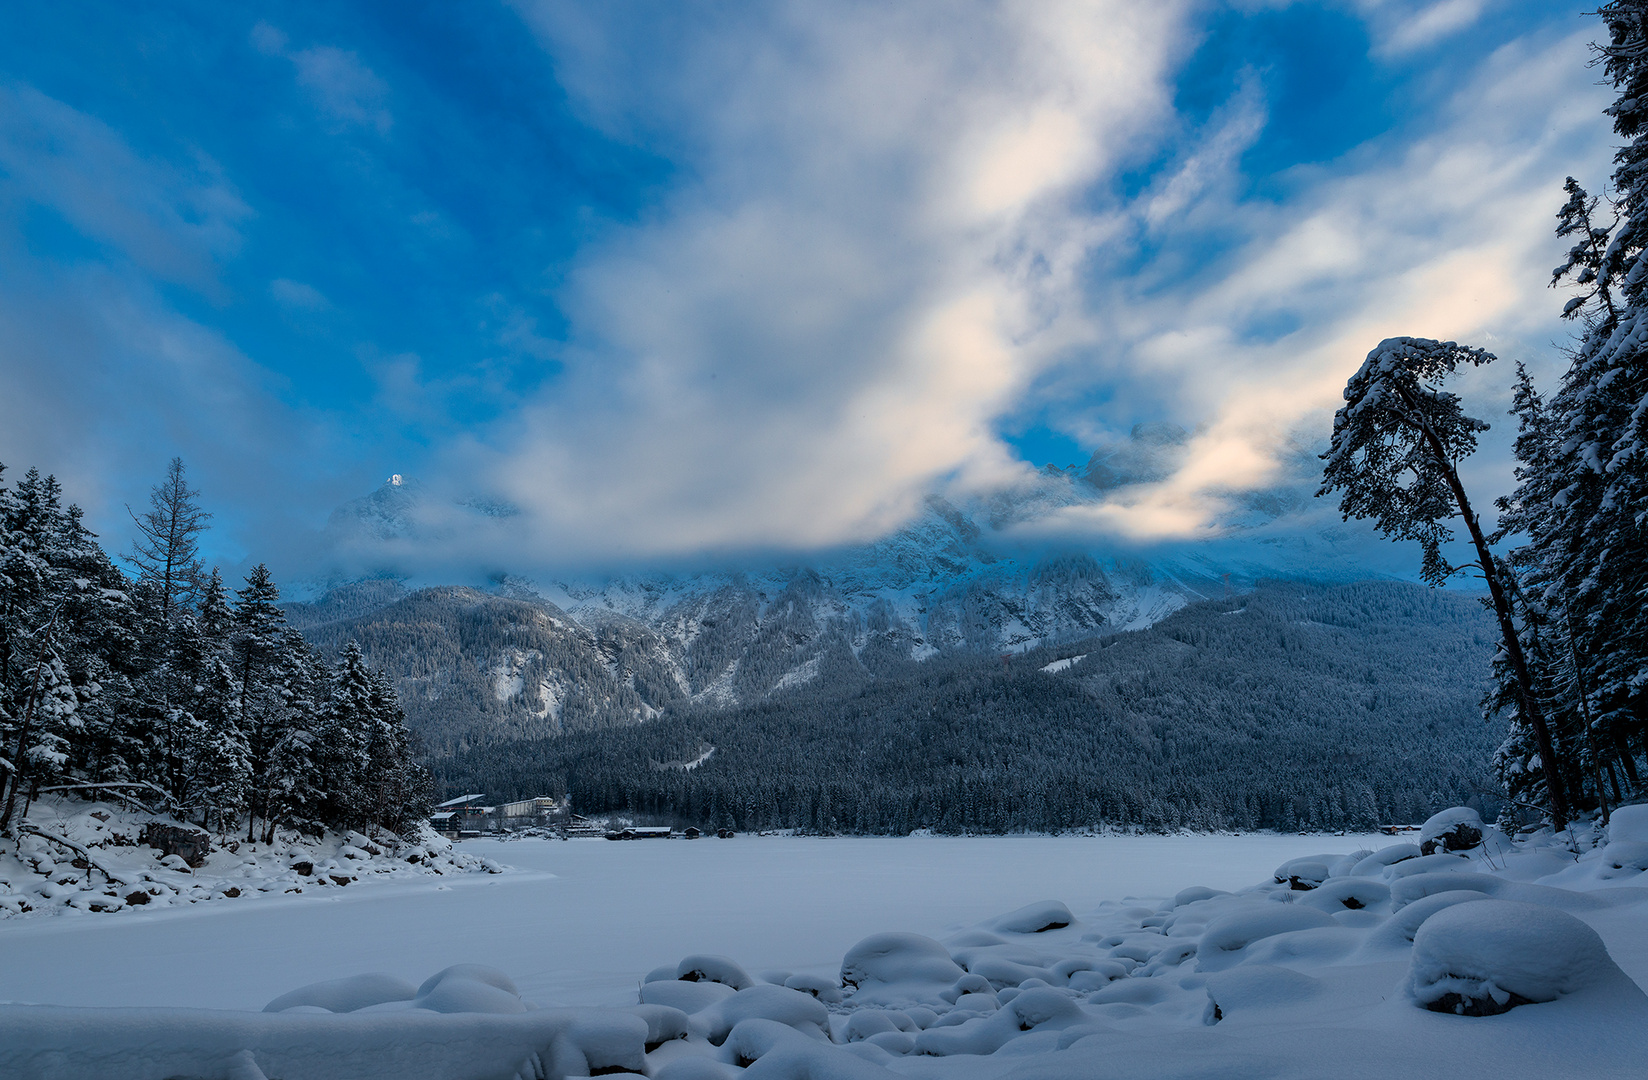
434, 581, 1506, 834
0, 460, 432, 842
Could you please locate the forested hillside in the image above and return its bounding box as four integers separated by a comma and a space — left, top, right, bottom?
434, 580, 1502, 833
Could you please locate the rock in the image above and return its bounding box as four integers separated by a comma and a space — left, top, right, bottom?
124, 890, 151, 906
141, 822, 212, 867
291, 861, 314, 876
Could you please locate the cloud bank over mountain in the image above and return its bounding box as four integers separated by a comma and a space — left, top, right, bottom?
0, 2, 1614, 578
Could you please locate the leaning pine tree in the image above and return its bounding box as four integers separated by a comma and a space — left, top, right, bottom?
1318, 337, 1572, 831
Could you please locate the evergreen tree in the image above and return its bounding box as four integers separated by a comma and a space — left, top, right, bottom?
126, 457, 211, 623
1319, 337, 1572, 829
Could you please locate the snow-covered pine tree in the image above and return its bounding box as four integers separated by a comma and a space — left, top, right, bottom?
258, 628, 325, 842
1519, 2, 1648, 815
1319, 337, 1572, 829
231, 564, 295, 842
365, 664, 432, 834
312, 641, 374, 831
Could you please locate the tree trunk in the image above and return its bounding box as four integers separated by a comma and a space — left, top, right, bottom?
1402, 389, 1571, 830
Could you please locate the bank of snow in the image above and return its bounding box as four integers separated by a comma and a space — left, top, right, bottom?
2, 811, 1647, 1079
0, 796, 500, 919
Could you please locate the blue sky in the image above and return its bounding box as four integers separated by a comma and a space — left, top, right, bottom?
0, 1, 1615, 579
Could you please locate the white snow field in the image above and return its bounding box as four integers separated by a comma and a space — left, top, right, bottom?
2, 818, 1647, 1080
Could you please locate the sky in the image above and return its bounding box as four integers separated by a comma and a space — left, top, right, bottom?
0, 0, 1620, 583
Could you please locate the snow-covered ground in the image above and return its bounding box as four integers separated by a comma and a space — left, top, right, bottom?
0, 832, 1387, 1010
3, 820, 1646, 1079
0, 797, 501, 922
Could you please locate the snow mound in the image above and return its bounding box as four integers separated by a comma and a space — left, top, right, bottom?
263, 974, 417, 1014
1599, 840, 1648, 879
1407, 899, 1619, 1015
1295, 877, 1391, 913
677, 955, 756, 990
783, 974, 844, 1003
1349, 843, 1421, 876
641, 980, 739, 1013
694, 985, 830, 1045
839, 934, 964, 1004
1196, 906, 1339, 971
1272, 854, 1339, 889
1607, 804, 1648, 843
985, 900, 1073, 934
1203, 964, 1323, 1023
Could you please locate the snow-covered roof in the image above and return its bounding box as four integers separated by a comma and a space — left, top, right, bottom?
435, 794, 488, 808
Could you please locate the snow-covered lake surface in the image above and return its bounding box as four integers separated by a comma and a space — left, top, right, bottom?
0, 833, 1391, 1010
6, 825, 1648, 1080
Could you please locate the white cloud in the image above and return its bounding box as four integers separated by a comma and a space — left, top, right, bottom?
368, 5, 1612, 572
252, 22, 392, 136
1030, 25, 1613, 541
1368, 0, 1490, 56
0, 85, 248, 290
270, 278, 329, 309
456, 0, 1191, 566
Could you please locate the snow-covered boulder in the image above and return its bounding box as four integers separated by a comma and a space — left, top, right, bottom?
641, 979, 739, 1013
842, 1010, 916, 1042
1389, 871, 1498, 910
694, 985, 831, 1045
1369, 890, 1491, 948
1407, 899, 1619, 1015
1327, 850, 1375, 878
1598, 840, 1648, 879
840, 933, 965, 1005
263, 973, 417, 1014
629, 1003, 692, 1050
985, 901, 1073, 934
414, 965, 526, 1015
1271, 855, 1339, 890
1607, 804, 1648, 843
1349, 844, 1422, 877
1172, 886, 1228, 907
677, 954, 755, 990
1196, 906, 1338, 971
783, 973, 844, 1003
1295, 877, 1391, 913
1203, 964, 1323, 1024
1419, 807, 1486, 856
911, 988, 1086, 1056
1384, 852, 1471, 879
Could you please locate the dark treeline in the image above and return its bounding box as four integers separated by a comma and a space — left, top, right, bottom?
0, 460, 432, 841
435, 581, 1504, 834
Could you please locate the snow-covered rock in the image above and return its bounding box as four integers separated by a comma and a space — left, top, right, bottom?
1419, 807, 1486, 856
1407, 900, 1620, 1014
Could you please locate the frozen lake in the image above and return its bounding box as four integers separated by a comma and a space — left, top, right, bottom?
0, 832, 1390, 1011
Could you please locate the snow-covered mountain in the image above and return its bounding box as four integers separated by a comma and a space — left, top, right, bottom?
294, 425, 1413, 750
